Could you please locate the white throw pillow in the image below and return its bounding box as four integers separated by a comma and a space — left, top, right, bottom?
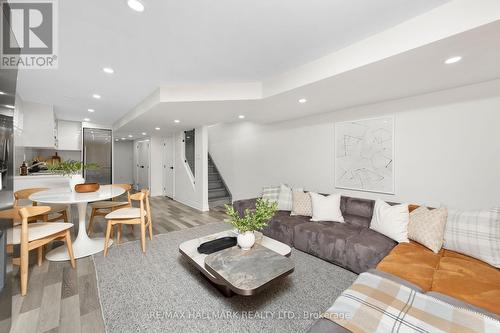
309, 192, 344, 222
277, 184, 303, 211
370, 199, 410, 243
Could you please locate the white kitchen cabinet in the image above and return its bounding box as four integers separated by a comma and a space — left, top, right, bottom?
14, 175, 69, 192
56, 120, 82, 151
22, 101, 55, 148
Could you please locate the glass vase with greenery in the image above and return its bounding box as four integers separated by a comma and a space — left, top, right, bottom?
225, 199, 277, 250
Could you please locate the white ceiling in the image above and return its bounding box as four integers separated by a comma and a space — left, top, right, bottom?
114, 20, 500, 139
16, 0, 450, 125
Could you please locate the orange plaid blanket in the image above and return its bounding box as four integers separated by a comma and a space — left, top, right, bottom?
323, 272, 500, 333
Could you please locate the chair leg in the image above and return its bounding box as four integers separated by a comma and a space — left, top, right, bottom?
64, 231, 76, 269
87, 208, 97, 236
104, 222, 112, 257
20, 244, 29, 296
140, 222, 146, 253
148, 221, 153, 240
37, 246, 43, 266
117, 224, 122, 245
62, 209, 69, 223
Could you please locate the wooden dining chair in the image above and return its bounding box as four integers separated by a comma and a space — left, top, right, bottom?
14, 188, 69, 223
8, 206, 76, 296
87, 184, 132, 236
103, 189, 153, 256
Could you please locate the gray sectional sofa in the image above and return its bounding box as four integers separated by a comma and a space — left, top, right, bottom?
233, 195, 397, 274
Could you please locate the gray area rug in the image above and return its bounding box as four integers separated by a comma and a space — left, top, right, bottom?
93, 223, 357, 333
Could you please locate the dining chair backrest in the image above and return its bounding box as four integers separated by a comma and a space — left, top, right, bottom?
18, 206, 51, 244
130, 191, 146, 222
14, 188, 49, 207
112, 183, 132, 205
141, 189, 152, 223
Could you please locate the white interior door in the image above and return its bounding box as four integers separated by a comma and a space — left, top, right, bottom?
163, 137, 174, 197
136, 141, 150, 190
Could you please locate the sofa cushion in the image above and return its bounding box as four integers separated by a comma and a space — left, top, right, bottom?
377, 242, 500, 315
261, 211, 310, 246
232, 198, 257, 217
376, 241, 440, 290
432, 250, 500, 315
294, 222, 361, 267
345, 228, 397, 274
341, 196, 375, 228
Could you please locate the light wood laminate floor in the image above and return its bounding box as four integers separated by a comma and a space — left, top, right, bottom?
2, 196, 227, 333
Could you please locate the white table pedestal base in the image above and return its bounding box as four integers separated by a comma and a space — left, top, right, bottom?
46, 201, 113, 261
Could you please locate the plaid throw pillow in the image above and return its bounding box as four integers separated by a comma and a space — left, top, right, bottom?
444, 208, 500, 268
261, 186, 280, 203
277, 184, 303, 211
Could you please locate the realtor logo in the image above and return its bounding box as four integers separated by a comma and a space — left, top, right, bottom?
1, 0, 58, 69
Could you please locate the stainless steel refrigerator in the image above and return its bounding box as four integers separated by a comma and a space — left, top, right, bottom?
83, 128, 112, 184
0, 65, 16, 328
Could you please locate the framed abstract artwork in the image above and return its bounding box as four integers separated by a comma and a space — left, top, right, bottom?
335, 116, 394, 194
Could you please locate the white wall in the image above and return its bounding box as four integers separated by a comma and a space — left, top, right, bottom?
149, 136, 164, 196
208, 79, 500, 210
171, 126, 209, 211
113, 141, 134, 184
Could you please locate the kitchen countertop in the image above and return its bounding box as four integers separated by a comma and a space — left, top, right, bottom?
14, 173, 65, 179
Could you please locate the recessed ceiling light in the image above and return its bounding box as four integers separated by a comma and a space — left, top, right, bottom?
115, 139, 119, 141
92, 94, 101, 99
121, 137, 126, 140
238, 115, 245, 119
174, 119, 180, 123
127, 0, 144, 12
142, 132, 147, 135
0, 91, 6, 95
3, 105, 14, 109
83, 118, 90, 121
87, 108, 95, 113
445, 56, 462, 64
128, 134, 133, 138
102, 67, 114, 74
298, 98, 307, 104
155, 127, 160, 130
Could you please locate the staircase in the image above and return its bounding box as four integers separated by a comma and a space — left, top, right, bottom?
208, 154, 232, 209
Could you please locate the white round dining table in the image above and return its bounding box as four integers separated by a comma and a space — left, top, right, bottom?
30, 185, 125, 261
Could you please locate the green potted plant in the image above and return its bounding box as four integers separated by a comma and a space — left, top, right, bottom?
224, 198, 278, 250
48, 160, 99, 191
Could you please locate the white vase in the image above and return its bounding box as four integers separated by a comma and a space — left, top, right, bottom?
69, 174, 85, 191
237, 231, 255, 250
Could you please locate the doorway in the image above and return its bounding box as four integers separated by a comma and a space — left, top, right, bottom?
163, 137, 174, 198
135, 140, 150, 190
83, 128, 112, 184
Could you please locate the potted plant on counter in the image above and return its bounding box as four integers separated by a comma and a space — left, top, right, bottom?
224, 198, 277, 250
48, 160, 99, 191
